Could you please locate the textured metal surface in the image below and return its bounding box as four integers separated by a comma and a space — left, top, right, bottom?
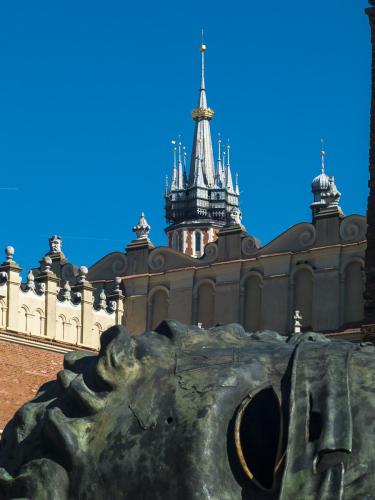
0, 322, 375, 499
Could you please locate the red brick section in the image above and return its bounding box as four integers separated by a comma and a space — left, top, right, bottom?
0, 340, 64, 429
203, 229, 209, 246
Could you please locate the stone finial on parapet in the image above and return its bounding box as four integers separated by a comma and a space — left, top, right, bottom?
0, 246, 21, 271
77, 266, 88, 285
107, 277, 125, 323
61, 281, 72, 302
126, 213, 154, 264
41, 256, 53, 274
293, 310, 302, 334
97, 288, 107, 311
132, 213, 151, 241
5, 246, 15, 264
0, 246, 22, 332
26, 270, 36, 293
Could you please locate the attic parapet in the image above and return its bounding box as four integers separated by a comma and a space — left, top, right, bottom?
0, 248, 122, 351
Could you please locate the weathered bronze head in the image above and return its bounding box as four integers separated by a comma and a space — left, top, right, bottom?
0, 321, 374, 499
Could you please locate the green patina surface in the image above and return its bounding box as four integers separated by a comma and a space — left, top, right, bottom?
0, 322, 374, 499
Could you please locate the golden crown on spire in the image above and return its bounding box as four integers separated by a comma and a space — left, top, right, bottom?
192, 107, 214, 120
200, 43, 207, 52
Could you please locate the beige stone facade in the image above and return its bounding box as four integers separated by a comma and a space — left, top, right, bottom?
88, 212, 366, 337
0, 249, 124, 351
0, 210, 365, 353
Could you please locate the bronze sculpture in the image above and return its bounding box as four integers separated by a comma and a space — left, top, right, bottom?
0, 321, 374, 499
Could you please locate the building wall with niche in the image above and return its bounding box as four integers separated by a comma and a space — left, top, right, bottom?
89, 213, 367, 336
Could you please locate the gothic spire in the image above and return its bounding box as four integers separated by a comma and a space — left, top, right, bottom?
189, 42, 216, 188
225, 142, 234, 192
177, 141, 184, 189
171, 141, 178, 190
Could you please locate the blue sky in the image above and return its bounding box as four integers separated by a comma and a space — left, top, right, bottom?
0, 0, 371, 274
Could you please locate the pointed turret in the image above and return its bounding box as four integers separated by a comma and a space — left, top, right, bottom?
177, 141, 184, 190
215, 134, 226, 188
310, 143, 343, 219
189, 43, 216, 188
171, 142, 178, 190
235, 173, 239, 195
224, 143, 234, 192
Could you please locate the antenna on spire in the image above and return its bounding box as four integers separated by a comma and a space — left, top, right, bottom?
320, 138, 326, 174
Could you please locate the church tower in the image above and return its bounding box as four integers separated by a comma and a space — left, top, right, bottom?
165, 42, 241, 257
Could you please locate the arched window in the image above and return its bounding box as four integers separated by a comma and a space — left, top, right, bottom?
35, 309, 45, 336
18, 306, 29, 333
244, 275, 262, 332
197, 281, 215, 328
344, 262, 364, 325
150, 288, 169, 330
56, 315, 66, 341
293, 268, 313, 330
71, 318, 81, 344
0, 300, 6, 328
195, 231, 202, 254
92, 322, 103, 349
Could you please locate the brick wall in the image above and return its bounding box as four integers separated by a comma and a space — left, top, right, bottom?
0, 340, 64, 429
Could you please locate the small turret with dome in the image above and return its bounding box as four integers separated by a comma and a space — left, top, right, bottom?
310, 143, 343, 219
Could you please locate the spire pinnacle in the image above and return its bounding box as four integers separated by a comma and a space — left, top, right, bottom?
171, 140, 178, 190
177, 140, 184, 189
225, 141, 234, 192
235, 172, 239, 195
320, 138, 326, 174
218, 133, 222, 162
192, 34, 214, 120
200, 30, 207, 91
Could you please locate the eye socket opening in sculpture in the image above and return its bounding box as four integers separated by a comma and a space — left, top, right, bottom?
234, 386, 285, 491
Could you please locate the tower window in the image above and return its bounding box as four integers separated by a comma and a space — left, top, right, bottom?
195, 230, 202, 254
